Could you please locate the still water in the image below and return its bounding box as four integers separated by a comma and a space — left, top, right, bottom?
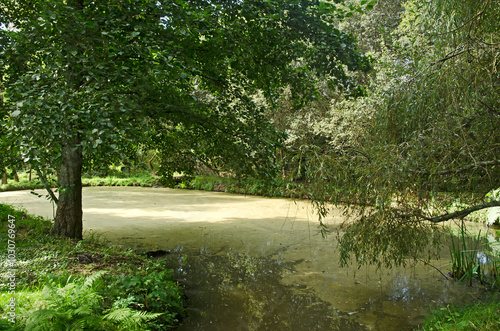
0, 187, 486, 330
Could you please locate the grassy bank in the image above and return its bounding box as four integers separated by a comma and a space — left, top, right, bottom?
0, 172, 306, 199
180, 175, 308, 199
0, 204, 184, 330
0, 171, 158, 193
420, 295, 500, 330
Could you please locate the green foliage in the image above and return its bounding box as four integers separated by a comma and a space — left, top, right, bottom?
82, 175, 156, 188
112, 270, 184, 330
279, 0, 500, 268
185, 175, 304, 198
25, 272, 110, 331
0, 203, 52, 239
0, 169, 157, 191
1, 0, 371, 239
449, 224, 482, 286
421, 295, 500, 331
339, 210, 444, 268
24, 271, 165, 331
0, 179, 45, 193
104, 307, 161, 331
378, 0, 499, 194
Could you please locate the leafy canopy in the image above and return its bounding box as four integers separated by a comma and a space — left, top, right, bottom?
1, 0, 371, 239
1, 0, 371, 180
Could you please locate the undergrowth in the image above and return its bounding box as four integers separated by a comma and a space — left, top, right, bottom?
181, 175, 307, 199
0, 204, 184, 330
0, 170, 157, 193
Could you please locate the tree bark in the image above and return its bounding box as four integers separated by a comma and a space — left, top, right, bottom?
52, 143, 83, 239
52, 0, 85, 240
1, 169, 6, 185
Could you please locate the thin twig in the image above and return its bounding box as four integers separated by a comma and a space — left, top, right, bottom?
419, 259, 450, 280
35, 167, 59, 205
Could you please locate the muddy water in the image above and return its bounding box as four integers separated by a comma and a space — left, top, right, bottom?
0, 187, 486, 330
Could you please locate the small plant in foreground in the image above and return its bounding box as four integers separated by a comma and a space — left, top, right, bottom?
112, 269, 184, 330
25, 271, 162, 331
25, 271, 110, 330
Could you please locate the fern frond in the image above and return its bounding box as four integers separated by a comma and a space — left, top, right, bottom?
25, 309, 60, 331
68, 319, 85, 331
73, 305, 94, 316
105, 307, 162, 325
83, 270, 107, 288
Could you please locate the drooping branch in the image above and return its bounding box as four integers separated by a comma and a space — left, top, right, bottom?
35, 166, 59, 205
417, 200, 500, 223
427, 0, 491, 38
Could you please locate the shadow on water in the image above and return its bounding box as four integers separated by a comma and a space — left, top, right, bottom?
149, 241, 486, 331
164, 247, 368, 331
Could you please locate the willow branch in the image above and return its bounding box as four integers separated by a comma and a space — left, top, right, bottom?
430, 47, 467, 66
426, 0, 490, 37
417, 200, 500, 223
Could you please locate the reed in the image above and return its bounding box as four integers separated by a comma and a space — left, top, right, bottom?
449, 221, 500, 288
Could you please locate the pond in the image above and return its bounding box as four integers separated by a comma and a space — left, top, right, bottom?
0, 187, 487, 330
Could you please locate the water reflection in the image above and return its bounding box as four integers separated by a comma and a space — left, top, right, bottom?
165, 247, 368, 331
152, 244, 486, 331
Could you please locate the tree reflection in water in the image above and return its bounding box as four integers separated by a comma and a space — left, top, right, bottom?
163, 247, 368, 331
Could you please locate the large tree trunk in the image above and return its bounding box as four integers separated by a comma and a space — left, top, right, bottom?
52, 143, 83, 239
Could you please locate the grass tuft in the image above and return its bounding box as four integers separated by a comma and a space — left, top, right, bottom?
421, 294, 500, 331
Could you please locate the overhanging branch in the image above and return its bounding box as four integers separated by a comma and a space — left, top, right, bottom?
417, 200, 500, 223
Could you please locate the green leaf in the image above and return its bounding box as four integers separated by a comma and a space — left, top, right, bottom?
365, 0, 377, 10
